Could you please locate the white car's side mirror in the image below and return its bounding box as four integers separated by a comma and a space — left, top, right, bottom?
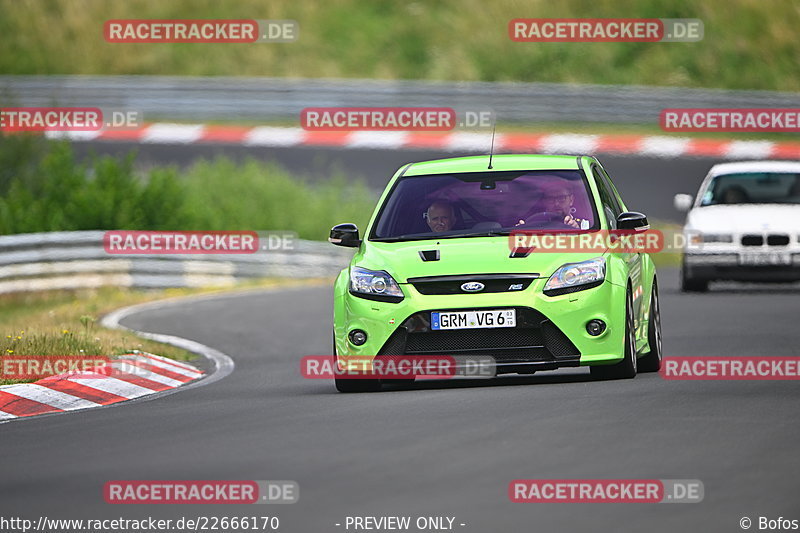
674, 193, 694, 212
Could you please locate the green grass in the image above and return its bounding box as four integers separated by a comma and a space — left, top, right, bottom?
0, 287, 195, 385
650, 220, 683, 268
0, 0, 798, 91
0, 134, 377, 238
0, 279, 328, 385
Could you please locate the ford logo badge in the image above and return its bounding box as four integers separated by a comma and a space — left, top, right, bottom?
461, 282, 485, 292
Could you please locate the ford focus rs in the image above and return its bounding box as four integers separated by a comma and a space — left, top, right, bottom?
329, 154, 662, 392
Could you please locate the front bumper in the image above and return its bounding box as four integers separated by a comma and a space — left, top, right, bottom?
334, 276, 628, 372
684, 252, 800, 282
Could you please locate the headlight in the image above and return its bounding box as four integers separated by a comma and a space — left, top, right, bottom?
700, 233, 734, 243
349, 266, 404, 302
544, 257, 605, 296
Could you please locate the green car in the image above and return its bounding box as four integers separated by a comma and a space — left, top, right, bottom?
330, 154, 662, 392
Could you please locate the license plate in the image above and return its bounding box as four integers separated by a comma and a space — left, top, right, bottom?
738, 252, 791, 266
431, 309, 516, 330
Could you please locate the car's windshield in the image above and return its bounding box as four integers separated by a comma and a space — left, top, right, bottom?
700, 172, 800, 206
370, 170, 598, 241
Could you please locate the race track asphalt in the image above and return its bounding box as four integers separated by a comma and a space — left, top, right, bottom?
2, 265, 799, 533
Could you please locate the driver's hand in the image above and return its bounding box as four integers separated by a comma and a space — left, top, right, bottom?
563, 215, 580, 228
515, 219, 525, 226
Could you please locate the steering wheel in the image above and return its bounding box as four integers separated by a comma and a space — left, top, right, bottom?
516, 211, 576, 230
525, 211, 566, 223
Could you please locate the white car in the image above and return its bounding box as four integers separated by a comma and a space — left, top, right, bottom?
674, 160, 800, 292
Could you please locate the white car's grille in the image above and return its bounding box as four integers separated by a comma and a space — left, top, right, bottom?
741, 234, 790, 246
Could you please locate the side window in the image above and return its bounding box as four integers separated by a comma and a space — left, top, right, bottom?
598, 166, 627, 212
592, 167, 622, 229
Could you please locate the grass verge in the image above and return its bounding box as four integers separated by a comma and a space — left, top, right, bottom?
0, 0, 798, 92
0, 278, 329, 386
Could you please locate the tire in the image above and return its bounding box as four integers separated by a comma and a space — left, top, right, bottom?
333, 331, 381, 393
591, 289, 637, 380
680, 259, 708, 292
638, 279, 663, 372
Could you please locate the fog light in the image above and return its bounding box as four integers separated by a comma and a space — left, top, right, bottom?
349, 329, 367, 346
586, 319, 606, 336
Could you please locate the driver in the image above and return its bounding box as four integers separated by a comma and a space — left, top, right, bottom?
424, 200, 456, 232
518, 179, 585, 229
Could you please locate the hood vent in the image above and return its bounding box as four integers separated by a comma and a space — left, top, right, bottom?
419, 250, 440, 261
509, 247, 533, 258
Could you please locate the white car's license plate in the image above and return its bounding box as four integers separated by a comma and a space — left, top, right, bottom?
431, 309, 516, 330
738, 252, 791, 266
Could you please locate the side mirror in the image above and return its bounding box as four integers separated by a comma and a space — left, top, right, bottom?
617, 212, 650, 231
673, 193, 694, 212
329, 223, 361, 248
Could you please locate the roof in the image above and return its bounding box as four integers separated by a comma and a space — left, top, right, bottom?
403, 154, 583, 176
709, 160, 800, 176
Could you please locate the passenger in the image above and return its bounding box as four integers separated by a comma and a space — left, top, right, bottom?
424, 200, 456, 232
720, 185, 749, 204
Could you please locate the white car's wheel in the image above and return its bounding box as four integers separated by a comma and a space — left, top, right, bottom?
680, 259, 709, 292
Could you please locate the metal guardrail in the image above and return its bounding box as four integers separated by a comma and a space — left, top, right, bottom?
0, 231, 352, 294
1, 75, 799, 124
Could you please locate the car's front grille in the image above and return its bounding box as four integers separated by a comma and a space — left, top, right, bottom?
408, 274, 539, 295
742, 235, 764, 246
767, 234, 790, 246
741, 234, 791, 246
406, 328, 543, 353
377, 307, 580, 363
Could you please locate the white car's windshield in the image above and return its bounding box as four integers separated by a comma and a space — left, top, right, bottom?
370, 170, 598, 241
700, 172, 800, 206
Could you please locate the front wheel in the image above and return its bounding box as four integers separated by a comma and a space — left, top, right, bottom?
638, 279, 663, 372
591, 289, 637, 380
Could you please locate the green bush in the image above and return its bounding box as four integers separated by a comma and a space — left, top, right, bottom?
0, 136, 376, 239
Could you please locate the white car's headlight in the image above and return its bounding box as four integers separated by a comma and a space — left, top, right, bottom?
349, 266, 404, 301
699, 233, 734, 243
687, 231, 734, 245
544, 257, 606, 296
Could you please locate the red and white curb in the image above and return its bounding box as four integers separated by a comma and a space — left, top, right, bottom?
46, 124, 800, 159
0, 352, 203, 421
0, 291, 238, 424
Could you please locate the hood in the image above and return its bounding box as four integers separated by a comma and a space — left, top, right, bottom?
687, 204, 800, 234
357, 237, 607, 282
